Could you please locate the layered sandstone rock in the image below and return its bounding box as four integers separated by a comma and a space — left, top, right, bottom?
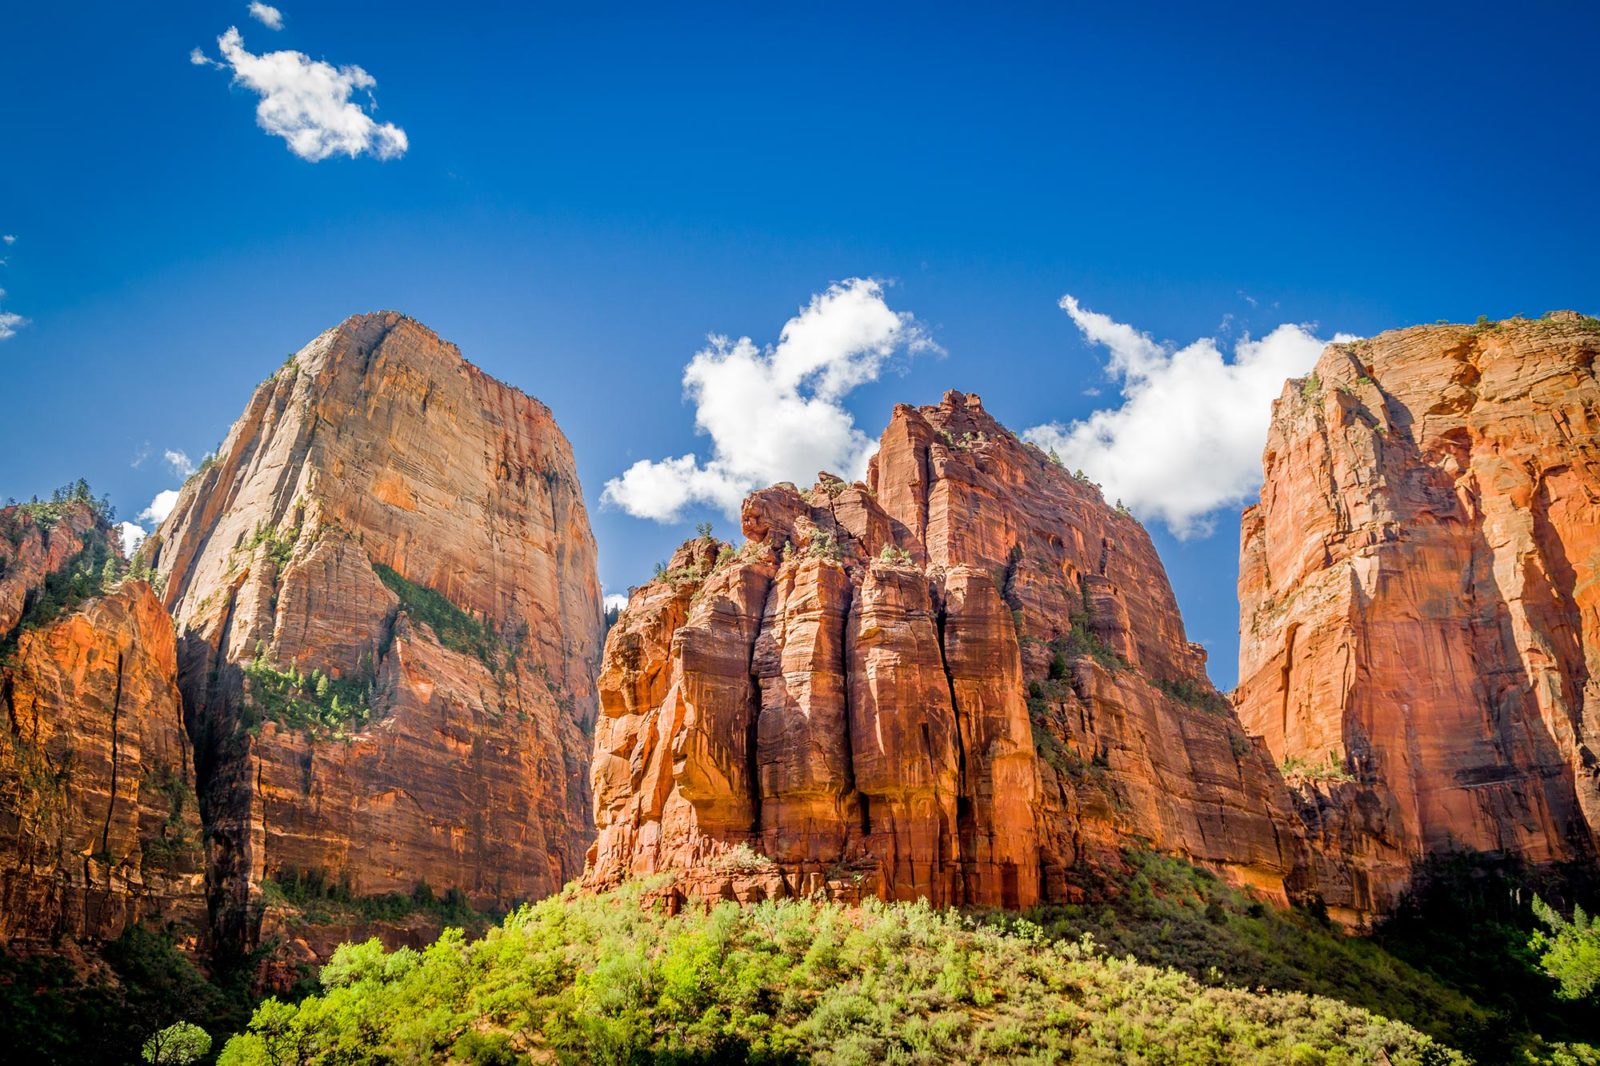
587, 391, 1304, 908
1237, 312, 1600, 922
145, 312, 602, 953
0, 562, 205, 945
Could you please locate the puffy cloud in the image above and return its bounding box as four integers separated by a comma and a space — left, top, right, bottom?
603, 593, 630, 613
138, 489, 181, 525
164, 449, 195, 478
0, 310, 23, 341
118, 522, 148, 556
602, 279, 936, 522
1023, 295, 1348, 538
248, 2, 284, 29
195, 26, 407, 161
1, 235, 13, 244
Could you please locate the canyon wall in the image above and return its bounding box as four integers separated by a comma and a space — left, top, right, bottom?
145, 312, 602, 954
586, 391, 1306, 908
0, 503, 205, 945
1237, 312, 1600, 921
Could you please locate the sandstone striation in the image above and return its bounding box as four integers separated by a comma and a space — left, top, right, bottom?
145, 312, 602, 955
586, 391, 1305, 908
0, 505, 205, 945
1237, 312, 1600, 922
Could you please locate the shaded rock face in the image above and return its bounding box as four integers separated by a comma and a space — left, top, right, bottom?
587, 391, 1304, 908
146, 312, 602, 954
1237, 313, 1600, 922
0, 572, 205, 946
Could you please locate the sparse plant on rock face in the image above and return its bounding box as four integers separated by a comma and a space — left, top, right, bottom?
1279, 750, 1353, 786
878, 543, 914, 565
804, 530, 844, 561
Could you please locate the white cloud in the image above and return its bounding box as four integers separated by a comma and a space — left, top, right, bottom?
164, 449, 195, 478
196, 26, 407, 161
190, 47, 220, 68
603, 593, 629, 613
248, 2, 284, 29
1023, 295, 1348, 538
0, 311, 24, 341
118, 522, 148, 556
139, 490, 181, 525
1, 235, 13, 244
602, 279, 936, 522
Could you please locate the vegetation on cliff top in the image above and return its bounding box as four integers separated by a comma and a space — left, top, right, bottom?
215, 879, 1464, 1066
1, 481, 123, 659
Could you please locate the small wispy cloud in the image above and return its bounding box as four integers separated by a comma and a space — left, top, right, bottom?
0, 242, 23, 339
163, 449, 195, 478
248, 2, 284, 30
603, 593, 629, 613
193, 25, 407, 161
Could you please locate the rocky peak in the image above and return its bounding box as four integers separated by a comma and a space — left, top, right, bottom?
145, 313, 603, 957
587, 399, 1303, 910
869, 391, 1208, 684
1237, 312, 1600, 921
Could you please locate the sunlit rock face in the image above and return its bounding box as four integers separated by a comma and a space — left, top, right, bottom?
147, 312, 602, 955
1237, 313, 1600, 923
586, 391, 1305, 909
0, 499, 205, 945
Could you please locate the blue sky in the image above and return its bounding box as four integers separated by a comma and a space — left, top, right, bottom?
3, 2, 1597, 687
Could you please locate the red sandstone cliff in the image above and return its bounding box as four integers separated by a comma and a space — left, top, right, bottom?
144, 312, 602, 953
586, 391, 1304, 907
1237, 312, 1600, 922
0, 503, 204, 945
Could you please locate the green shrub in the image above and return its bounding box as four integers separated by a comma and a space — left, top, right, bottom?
142, 1021, 211, 1064
215, 882, 1465, 1065
1532, 897, 1600, 1002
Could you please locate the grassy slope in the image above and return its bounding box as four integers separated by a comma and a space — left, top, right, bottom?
216, 879, 1466, 1066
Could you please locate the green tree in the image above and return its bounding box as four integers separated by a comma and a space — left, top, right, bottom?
142, 1021, 211, 1065
1532, 897, 1600, 1001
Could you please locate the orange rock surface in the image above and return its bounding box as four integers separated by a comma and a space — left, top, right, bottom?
0, 575, 205, 945
146, 312, 602, 953
586, 392, 1305, 908
1237, 313, 1600, 922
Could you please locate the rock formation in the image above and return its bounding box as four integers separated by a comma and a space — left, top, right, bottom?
0, 502, 204, 945
1237, 312, 1600, 922
143, 312, 602, 954
586, 391, 1305, 908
